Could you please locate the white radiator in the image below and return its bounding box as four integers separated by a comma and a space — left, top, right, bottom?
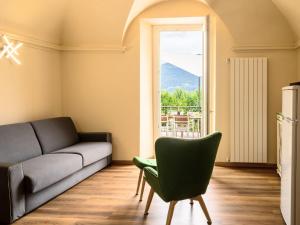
230, 57, 268, 163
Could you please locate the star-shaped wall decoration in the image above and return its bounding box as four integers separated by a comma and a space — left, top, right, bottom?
0, 35, 23, 65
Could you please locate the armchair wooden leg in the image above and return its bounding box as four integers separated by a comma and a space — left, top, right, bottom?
195, 195, 212, 224
166, 201, 177, 225
144, 188, 154, 215
135, 169, 143, 195
139, 177, 146, 201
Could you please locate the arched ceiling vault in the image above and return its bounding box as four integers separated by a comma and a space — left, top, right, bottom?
123, 0, 298, 46
0, 0, 299, 47
122, 0, 208, 41
272, 0, 300, 41
0, 0, 69, 44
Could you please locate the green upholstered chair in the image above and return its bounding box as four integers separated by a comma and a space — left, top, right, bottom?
132, 156, 157, 201
143, 132, 222, 225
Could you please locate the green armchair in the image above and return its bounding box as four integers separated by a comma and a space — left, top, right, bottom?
132, 157, 157, 201
143, 132, 222, 225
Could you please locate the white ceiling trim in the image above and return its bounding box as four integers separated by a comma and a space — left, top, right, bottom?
60, 46, 127, 53
0, 29, 61, 51
296, 40, 300, 49
2, 30, 298, 53
0, 30, 127, 53
233, 44, 299, 52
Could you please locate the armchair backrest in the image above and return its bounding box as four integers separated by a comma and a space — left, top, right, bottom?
155, 132, 222, 202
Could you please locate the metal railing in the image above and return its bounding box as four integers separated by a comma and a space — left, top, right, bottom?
161, 106, 201, 116
160, 106, 202, 138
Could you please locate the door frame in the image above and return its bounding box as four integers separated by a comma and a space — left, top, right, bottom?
152, 18, 209, 140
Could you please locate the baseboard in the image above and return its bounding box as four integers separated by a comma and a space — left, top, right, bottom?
112, 160, 133, 165
215, 162, 277, 169
112, 160, 276, 168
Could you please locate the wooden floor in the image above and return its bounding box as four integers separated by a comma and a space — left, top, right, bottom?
14, 165, 284, 225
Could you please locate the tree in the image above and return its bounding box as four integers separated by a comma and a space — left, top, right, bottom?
161, 88, 201, 115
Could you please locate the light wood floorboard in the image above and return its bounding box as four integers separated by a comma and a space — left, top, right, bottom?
13, 165, 284, 225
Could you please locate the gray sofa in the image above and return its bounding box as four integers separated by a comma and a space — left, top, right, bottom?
0, 117, 112, 224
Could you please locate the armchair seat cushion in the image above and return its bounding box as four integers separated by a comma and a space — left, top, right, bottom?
22, 154, 82, 193
53, 142, 112, 167
133, 157, 157, 170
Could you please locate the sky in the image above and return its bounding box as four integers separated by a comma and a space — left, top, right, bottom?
160, 31, 204, 77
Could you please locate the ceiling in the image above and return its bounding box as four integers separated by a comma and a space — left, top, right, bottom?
0, 0, 299, 46
272, 0, 300, 40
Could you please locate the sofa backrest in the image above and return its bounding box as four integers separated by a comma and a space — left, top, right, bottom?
31, 117, 79, 154
0, 123, 42, 164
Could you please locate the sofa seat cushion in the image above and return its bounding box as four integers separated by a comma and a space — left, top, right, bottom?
22, 154, 82, 193
53, 142, 112, 167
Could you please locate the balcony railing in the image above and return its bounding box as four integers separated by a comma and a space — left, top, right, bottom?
160, 106, 202, 138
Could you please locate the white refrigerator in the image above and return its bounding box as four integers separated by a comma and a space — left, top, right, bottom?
281, 86, 300, 225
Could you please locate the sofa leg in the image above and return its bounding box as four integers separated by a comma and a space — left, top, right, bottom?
136, 169, 143, 195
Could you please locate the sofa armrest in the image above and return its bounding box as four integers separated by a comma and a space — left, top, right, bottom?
78, 132, 112, 143
0, 163, 25, 224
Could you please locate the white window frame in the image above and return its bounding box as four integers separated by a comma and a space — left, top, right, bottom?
152, 19, 209, 140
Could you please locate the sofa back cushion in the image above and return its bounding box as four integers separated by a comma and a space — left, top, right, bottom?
0, 123, 42, 164
31, 117, 79, 154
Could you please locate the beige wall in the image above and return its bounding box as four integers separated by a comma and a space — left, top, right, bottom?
298, 49, 300, 80
62, 1, 220, 160
0, 45, 62, 125
139, 21, 154, 158
1, 0, 298, 163
0, 0, 64, 125
213, 13, 297, 163
61, 0, 297, 162
61, 50, 140, 160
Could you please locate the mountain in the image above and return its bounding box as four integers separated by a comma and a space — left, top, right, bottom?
161, 63, 201, 92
